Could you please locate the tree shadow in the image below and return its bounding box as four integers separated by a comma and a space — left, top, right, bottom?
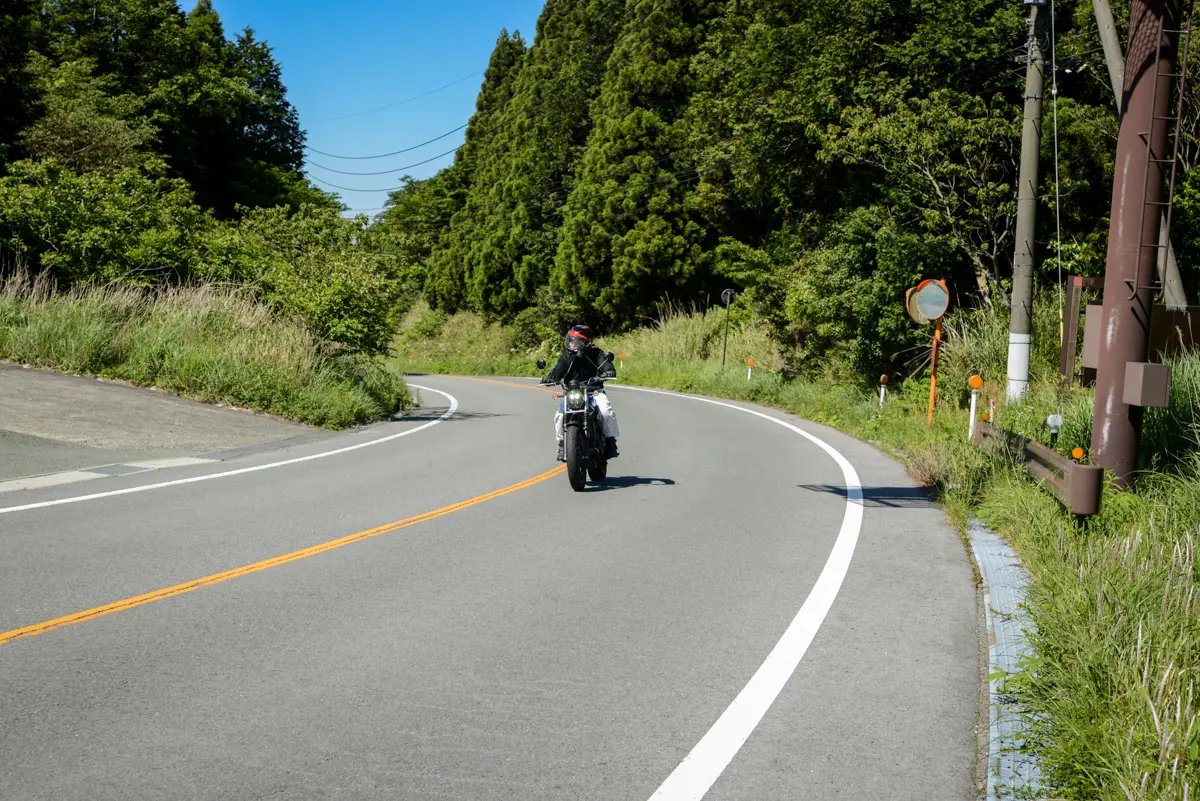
797, 483, 936, 508
587, 476, 676, 492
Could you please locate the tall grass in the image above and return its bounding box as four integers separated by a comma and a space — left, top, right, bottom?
0, 274, 410, 428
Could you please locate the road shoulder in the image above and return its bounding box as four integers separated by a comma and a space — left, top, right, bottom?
0, 362, 318, 483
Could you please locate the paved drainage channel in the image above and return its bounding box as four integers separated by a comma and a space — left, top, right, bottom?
969, 520, 1044, 800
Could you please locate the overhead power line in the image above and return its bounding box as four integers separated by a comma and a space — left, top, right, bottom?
306, 70, 484, 123
306, 144, 463, 178
304, 0, 671, 167
305, 123, 469, 161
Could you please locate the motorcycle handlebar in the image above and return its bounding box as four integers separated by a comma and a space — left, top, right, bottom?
540, 376, 616, 388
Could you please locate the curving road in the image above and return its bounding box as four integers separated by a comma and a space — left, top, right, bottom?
0, 376, 980, 800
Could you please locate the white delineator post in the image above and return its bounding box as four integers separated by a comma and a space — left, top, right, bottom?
968, 376, 983, 441
879, 375, 888, 406
747, 359, 755, 382
969, 390, 979, 440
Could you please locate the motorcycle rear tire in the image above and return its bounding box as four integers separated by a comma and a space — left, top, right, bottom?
588, 447, 608, 482
565, 426, 587, 492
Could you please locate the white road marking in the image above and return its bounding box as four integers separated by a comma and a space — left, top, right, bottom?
616, 386, 865, 801
0, 385, 458, 516
0, 471, 104, 494
122, 457, 217, 469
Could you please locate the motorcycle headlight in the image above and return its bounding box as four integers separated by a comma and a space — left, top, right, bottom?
566, 389, 585, 410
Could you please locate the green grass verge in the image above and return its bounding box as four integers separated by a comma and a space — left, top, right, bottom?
394, 300, 1200, 799
0, 276, 411, 428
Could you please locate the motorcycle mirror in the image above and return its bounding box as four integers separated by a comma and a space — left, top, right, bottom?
605, 352, 615, 363
536, 359, 547, 370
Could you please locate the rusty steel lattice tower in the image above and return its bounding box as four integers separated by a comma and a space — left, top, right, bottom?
1092, 0, 1194, 483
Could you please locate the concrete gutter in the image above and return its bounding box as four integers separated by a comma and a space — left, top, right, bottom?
968, 519, 1045, 800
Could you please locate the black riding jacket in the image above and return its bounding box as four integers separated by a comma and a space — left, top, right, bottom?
543, 346, 615, 385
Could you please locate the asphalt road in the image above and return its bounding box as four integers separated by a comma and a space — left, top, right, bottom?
0, 363, 313, 481
0, 376, 980, 800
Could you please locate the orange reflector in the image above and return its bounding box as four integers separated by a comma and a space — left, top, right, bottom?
1072, 447, 1085, 460
969, 375, 983, 390
982, 413, 990, 422
880, 374, 888, 385
748, 359, 756, 367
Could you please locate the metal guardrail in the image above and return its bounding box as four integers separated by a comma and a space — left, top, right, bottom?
972, 421, 1104, 516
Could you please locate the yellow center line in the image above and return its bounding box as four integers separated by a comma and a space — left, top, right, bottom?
1, 465, 565, 646
446, 375, 557, 394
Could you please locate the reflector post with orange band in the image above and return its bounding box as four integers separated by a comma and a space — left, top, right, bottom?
904, 279, 951, 428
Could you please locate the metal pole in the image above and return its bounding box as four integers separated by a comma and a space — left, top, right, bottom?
722, 304, 730, 369
1091, 0, 1183, 484
1092, 0, 1189, 308
927, 318, 943, 428
1006, 4, 1047, 403
721, 289, 733, 369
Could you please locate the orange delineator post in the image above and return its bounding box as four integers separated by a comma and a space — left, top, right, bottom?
927, 318, 943, 428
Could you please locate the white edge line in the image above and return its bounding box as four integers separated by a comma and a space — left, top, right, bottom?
614, 385, 865, 801
0, 385, 458, 516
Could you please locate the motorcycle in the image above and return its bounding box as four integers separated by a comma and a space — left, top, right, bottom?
537, 357, 614, 492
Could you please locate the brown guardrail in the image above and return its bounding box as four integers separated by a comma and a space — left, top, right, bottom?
972, 421, 1103, 516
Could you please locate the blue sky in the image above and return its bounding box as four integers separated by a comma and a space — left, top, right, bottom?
210, 0, 547, 213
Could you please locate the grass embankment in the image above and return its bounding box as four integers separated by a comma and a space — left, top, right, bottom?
0, 276, 410, 428
395, 299, 1200, 799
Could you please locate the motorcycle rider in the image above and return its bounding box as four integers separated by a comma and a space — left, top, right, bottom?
541, 324, 619, 462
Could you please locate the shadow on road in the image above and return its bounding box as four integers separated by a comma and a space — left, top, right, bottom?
588, 476, 676, 492
797, 483, 935, 508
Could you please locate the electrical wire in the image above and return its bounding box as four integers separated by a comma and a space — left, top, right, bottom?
301, 0, 671, 165
375, 139, 803, 228
305, 124, 469, 160
1052, 1, 1064, 322
306, 71, 484, 123
306, 144, 463, 177
1051, 0, 1066, 382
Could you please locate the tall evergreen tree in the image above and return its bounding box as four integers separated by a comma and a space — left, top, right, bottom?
0, 0, 37, 168
553, 0, 724, 325
446, 0, 626, 318
423, 29, 527, 311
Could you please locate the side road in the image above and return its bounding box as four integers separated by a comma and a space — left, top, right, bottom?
0, 363, 323, 483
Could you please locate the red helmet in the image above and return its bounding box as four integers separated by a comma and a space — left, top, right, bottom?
565, 324, 592, 355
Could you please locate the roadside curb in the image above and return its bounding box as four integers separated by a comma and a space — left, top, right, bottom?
968, 519, 1044, 800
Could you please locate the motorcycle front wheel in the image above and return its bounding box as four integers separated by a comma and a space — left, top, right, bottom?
564, 426, 587, 492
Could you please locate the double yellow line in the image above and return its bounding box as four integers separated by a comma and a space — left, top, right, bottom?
1, 464, 564, 646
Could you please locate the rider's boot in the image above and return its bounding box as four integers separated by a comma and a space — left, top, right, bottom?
557, 440, 565, 462
605, 437, 619, 459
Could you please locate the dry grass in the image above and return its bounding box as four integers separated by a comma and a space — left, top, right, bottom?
0, 273, 410, 427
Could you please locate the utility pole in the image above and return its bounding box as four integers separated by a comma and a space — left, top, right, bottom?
1091, 0, 1185, 483
1006, 2, 1048, 403
1091, 0, 1189, 309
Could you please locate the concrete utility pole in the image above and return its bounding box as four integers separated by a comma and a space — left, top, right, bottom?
1092, 0, 1189, 309
1091, 0, 1184, 483
1006, 3, 1048, 403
